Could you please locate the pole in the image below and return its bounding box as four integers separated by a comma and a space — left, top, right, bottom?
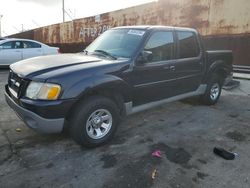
62, 0, 65, 22
0, 15, 3, 37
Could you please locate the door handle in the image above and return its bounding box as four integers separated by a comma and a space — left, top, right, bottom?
163, 65, 175, 71
170, 65, 175, 71
15, 50, 21, 52
163, 66, 170, 70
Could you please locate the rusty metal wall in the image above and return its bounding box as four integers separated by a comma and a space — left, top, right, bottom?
10, 0, 250, 65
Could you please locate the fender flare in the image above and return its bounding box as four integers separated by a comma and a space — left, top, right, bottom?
62, 74, 132, 102
204, 60, 229, 83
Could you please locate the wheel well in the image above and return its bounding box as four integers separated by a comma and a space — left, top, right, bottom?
65, 88, 125, 121
214, 68, 227, 84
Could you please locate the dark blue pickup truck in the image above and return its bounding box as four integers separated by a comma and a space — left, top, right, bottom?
5, 26, 233, 147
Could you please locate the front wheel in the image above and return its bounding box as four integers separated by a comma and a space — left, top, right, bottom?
200, 74, 223, 105
69, 96, 120, 147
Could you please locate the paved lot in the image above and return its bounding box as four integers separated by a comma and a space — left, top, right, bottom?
0, 69, 250, 188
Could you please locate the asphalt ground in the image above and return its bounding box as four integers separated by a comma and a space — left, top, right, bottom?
0, 69, 250, 188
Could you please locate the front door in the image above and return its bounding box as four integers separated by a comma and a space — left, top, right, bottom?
131, 30, 179, 106
0, 41, 23, 65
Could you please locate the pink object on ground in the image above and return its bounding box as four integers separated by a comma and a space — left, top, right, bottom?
152, 150, 161, 158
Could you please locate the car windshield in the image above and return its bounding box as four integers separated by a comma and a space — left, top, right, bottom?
85, 28, 146, 58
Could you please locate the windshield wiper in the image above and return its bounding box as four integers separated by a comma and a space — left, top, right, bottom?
93, 49, 117, 60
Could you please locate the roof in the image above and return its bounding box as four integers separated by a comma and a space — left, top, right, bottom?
113, 25, 198, 33
0, 38, 45, 45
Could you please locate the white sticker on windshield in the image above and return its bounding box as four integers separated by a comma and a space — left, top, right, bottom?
128, 30, 145, 36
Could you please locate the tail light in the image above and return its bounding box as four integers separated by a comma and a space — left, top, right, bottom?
57, 48, 61, 53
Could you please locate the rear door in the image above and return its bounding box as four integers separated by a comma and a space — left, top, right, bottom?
22, 41, 43, 59
0, 41, 23, 65
171, 30, 204, 94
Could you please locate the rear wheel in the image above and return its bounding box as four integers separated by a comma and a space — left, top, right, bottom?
200, 74, 223, 105
69, 96, 120, 147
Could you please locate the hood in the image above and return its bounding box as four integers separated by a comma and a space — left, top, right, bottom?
10, 53, 105, 78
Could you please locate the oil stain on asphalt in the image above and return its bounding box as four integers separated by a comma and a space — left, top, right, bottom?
100, 154, 117, 168
152, 143, 192, 166
103, 153, 161, 188
226, 131, 246, 142
103, 142, 192, 188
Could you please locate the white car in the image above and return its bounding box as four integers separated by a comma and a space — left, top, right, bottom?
0, 38, 60, 66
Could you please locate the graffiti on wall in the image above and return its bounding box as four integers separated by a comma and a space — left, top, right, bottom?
79, 25, 112, 38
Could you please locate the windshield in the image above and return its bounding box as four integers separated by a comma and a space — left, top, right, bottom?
85, 28, 146, 58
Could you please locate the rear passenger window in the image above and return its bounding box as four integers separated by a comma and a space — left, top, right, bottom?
23, 41, 41, 48
144, 31, 174, 63
177, 31, 200, 59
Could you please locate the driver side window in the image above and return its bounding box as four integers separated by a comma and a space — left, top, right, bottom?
144, 31, 174, 63
0, 42, 13, 49
0, 41, 22, 49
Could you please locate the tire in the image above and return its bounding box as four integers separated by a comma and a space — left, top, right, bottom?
69, 96, 120, 148
200, 74, 223, 105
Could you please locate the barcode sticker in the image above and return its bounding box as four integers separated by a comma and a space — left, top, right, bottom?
128, 30, 145, 36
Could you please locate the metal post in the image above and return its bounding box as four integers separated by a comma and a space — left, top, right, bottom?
62, 0, 65, 22
0, 15, 3, 37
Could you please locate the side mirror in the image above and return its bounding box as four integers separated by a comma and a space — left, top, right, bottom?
136, 50, 153, 65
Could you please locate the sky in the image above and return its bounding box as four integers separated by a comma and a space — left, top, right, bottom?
0, 0, 156, 36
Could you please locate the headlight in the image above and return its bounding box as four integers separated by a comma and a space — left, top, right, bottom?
25, 81, 61, 100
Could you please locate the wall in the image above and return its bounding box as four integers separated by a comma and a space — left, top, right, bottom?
10, 0, 250, 65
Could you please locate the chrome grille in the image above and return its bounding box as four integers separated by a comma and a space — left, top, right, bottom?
8, 70, 28, 98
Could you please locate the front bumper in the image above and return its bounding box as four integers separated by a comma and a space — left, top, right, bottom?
5, 89, 65, 134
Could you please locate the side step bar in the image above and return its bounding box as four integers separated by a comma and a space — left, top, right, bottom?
125, 84, 207, 115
